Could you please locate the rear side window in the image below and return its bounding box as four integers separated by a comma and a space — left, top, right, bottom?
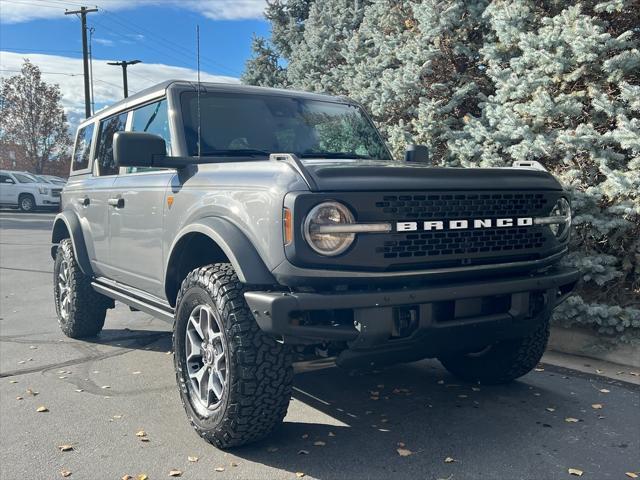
96, 112, 128, 176
0, 174, 14, 184
72, 124, 94, 171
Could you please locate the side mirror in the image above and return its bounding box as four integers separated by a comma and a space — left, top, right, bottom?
404, 144, 429, 163
113, 131, 167, 168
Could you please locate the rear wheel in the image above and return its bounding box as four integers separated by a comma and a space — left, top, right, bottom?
438, 314, 551, 385
53, 239, 110, 338
174, 263, 293, 448
19, 194, 35, 212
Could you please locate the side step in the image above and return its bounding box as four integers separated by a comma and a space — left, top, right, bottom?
91, 279, 174, 323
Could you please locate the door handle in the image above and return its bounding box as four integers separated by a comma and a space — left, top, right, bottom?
77, 197, 90, 206
107, 197, 125, 208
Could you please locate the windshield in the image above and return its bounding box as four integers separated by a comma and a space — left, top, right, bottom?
181, 92, 391, 160
13, 173, 36, 183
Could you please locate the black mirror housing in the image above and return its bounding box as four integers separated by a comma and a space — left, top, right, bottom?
404, 144, 430, 163
113, 131, 167, 168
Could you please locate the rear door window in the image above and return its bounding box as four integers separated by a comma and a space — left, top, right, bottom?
72, 124, 94, 172
96, 112, 128, 176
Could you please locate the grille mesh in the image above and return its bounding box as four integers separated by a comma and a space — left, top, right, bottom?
374, 192, 549, 219
376, 228, 545, 259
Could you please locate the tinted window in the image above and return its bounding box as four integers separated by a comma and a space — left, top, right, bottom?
73, 124, 94, 171
181, 92, 391, 160
128, 99, 171, 173
96, 112, 128, 176
0, 174, 14, 184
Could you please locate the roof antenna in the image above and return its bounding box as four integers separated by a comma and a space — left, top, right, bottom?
196, 24, 202, 158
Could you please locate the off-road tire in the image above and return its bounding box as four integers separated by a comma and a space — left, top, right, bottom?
53, 239, 108, 338
19, 193, 35, 212
438, 314, 551, 385
174, 263, 293, 449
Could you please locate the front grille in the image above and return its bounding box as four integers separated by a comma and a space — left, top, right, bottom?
374, 192, 549, 219
368, 191, 557, 268
286, 190, 564, 272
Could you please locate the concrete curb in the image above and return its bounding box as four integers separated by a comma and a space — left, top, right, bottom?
548, 326, 640, 369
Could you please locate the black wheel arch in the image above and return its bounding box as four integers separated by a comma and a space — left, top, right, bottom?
51, 211, 94, 276
164, 217, 276, 307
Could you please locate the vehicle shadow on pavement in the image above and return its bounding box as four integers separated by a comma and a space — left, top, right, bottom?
80, 328, 172, 354
229, 360, 626, 480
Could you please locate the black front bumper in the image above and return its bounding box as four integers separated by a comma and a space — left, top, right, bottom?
245, 267, 580, 367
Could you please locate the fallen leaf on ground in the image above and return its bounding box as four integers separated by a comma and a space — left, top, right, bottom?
630, 371, 639, 376
595, 369, 603, 374
568, 468, 584, 476
16, 396, 23, 400
397, 448, 413, 457
625, 473, 638, 479
136, 475, 148, 480
132, 371, 141, 375
546, 407, 556, 412
9, 380, 18, 384
113, 415, 123, 419
58, 444, 74, 452
74, 389, 83, 393
188, 456, 199, 462
599, 389, 610, 393
101, 385, 111, 389
444, 457, 455, 463
135, 430, 147, 437
168, 470, 182, 477
121, 476, 133, 480
230, 462, 238, 467
26, 388, 38, 396
36, 406, 49, 412
214, 467, 225, 472
313, 441, 326, 446
591, 404, 603, 409
60, 469, 71, 477
296, 473, 305, 478
565, 418, 580, 423
534, 368, 545, 372
298, 449, 310, 455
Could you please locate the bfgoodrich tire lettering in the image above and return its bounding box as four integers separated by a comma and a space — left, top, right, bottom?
53, 238, 109, 338
438, 313, 551, 385
174, 263, 293, 448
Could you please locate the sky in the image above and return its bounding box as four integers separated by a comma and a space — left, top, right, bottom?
0, 0, 270, 129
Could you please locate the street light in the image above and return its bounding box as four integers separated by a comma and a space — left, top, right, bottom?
107, 60, 142, 98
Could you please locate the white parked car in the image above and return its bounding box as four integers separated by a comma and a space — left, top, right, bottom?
0, 170, 62, 212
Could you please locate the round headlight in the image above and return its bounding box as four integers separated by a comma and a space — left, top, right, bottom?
303, 201, 355, 256
549, 197, 571, 240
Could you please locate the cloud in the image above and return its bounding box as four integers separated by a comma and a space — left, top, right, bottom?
93, 38, 115, 47
0, 0, 268, 24
0, 51, 238, 131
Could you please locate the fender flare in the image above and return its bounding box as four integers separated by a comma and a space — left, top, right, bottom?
51, 211, 94, 276
165, 217, 276, 287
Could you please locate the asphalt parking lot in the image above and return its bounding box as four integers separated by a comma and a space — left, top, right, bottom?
1, 210, 638, 480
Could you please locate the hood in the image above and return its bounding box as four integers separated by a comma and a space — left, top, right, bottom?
299, 159, 563, 192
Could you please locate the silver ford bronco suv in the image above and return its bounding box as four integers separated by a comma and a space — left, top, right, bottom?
51, 80, 579, 448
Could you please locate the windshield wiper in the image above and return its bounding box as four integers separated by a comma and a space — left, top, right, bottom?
299, 152, 373, 159
200, 149, 271, 157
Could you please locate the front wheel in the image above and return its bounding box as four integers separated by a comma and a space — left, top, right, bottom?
173, 264, 293, 448
19, 194, 35, 212
438, 314, 551, 385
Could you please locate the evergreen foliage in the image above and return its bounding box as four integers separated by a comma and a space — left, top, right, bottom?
245, 0, 640, 340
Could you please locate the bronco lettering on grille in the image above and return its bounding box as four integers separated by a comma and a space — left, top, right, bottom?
396, 217, 534, 232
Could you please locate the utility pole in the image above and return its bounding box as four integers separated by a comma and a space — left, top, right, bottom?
65, 6, 98, 119
107, 60, 141, 98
